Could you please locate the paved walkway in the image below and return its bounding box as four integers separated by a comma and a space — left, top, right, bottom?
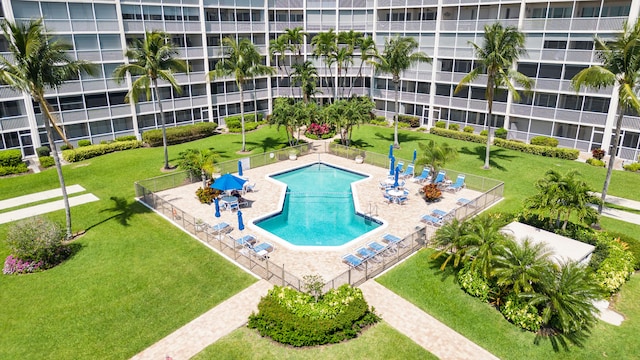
589, 193, 640, 225
130, 280, 272, 360
0, 184, 86, 210
360, 280, 499, 360
0, 193, 100, 225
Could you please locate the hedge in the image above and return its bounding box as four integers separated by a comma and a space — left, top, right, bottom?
39, 156, 55, 168
0, 164, 29, 176
494, 138, 579, 160
62, 140, 143, 162
430, 127, 487, 144
494, 128, 508, 139
398, 114, 420, 127
530, 135, 559, 147
142, 122, 218, 147
0, 149, 23, 167
586, 158, 605, 167
623, 163, 640, 172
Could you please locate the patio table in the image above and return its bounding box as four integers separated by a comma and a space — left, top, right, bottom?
220, 196, 238, 210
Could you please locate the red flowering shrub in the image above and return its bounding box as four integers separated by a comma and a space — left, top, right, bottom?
305, 123, 334, 139
421, 184, 442, 202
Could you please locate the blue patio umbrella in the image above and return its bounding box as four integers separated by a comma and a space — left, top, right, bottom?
412, 149, 417, 164
393, 165, 400, 188
389, 156, 395, 176
210, 173, 247, 192
238, 160, 243, 177
214, 197, 221, 218
237, 210, 245, 231
389, 144, 394, 158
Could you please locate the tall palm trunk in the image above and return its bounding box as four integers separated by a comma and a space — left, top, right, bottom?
599, 109, 624, 213
39, 95, 72, 238
153, 79, 170, 170
484, 77, 495, 169
393, 76, 400, 148
239, 82, 246, 151
348, 58, 365, 98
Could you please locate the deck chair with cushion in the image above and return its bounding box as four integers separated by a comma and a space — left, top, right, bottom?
401, 164, 415, 179
457, 198, 475, 207
420, 214, 444, 227
206, 222, 233, 236
342, 253, 365, 269
356, 247, 381, 263
368, 241, 395, 255
396, 161, 404, 173
432, 170, 446, 186
248, 242, 275, 260
382, 233, 407, 248
230, 234, 257, 248
413, 168, 431, 183
445, 174, 466, 192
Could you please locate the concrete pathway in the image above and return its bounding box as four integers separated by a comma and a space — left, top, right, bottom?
599, 193, 640, 211
594, 205, 640, 225
130, 280, 272, 360
0, 193, 99, 225
360, 280, 499, 360
0, 184, 86, 210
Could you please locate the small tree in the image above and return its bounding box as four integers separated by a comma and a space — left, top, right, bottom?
302, 274, 325, 302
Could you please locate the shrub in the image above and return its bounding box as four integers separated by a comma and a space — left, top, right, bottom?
3, 255, 44, 275
398, 114, 420, 127
530, 136, 559, 147
479, 129, 488, 136
420, 183, 442, 202
0, 149, 23, 167
435, 121, 446, 128
448, 123, 460, 131
195, 187, 217, 204
623, 162, 640, 172
5, 217, 67, 267
115, 135, 137, 142
586, 158, 605, 167
36, 146, 50, 157
592, 148, 606, 160
77, 139, 92, 147
225, 115, 262, 133
605, 231, 640, 270
142, 122, 218, 147
494, 138, 579, 160
494, 128, 508, 139
305, 123, 334, 139
463, 126, 474, 133
590, 233, 636, 294
397, 121, 411, 128
39, 156, 55, 168
500, 293, 543, 332
0, 164, 29, 176
62, 140, 143, 162
456, 262, 491, 302
247, 285, 379, 347
60, 144, 73, 151
429, 127, 486, 144
370, 116, 388, 126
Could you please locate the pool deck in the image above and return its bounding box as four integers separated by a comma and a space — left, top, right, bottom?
157, 153, 482, 282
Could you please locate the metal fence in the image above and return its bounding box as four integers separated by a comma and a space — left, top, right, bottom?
135, 143, 503, 292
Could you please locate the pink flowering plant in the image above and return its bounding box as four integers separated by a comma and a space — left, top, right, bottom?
3, 255, 44, 275
305, 123, 334, 139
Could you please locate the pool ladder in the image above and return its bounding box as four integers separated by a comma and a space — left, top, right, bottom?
364, 202, 378, 223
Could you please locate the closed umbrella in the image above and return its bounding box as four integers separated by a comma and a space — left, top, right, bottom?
214, 197, 221, 218
394, 165, 400, 188
210, 173, 247, 193
389, 156, 395, 176
237, 210, 245, 231
389, 144, 394, 158
238, 160, 243, 177
412, 149, 417, 164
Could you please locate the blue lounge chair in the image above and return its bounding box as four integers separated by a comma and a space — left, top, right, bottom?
368, 241, 394, 255
414, 168, 431, 183
432, 170, 446, 186
396, 161, 404, 173
382, 233, 407, 248
420, 214, 444, 227
342, 253, 364, 269
446, 174, 466, 192
356, 247, 380, 262
431, 209, 448, 218
231, 234, 257, 248
401, 164, 415, 179
250, 242, 275, 260
457, 197, 475, 207
207, 222, 232, 235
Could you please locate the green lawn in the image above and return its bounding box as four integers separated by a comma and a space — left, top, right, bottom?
194, 322, 437, 360
378, 249, 640, 360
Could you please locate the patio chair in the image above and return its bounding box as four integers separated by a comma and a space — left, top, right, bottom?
248, 242, 275, 260
413, 168, 431, 183
396, 161, 404, 173
382, 233, 407, 248
227, 201, 239, 212
243, 182, 256, 193
432, 170, 446, 186
457, 198, 475, 207
342, 253, 365, 270
401, 164, 415, 179
445, 174, 466, 192
420, 214, 444, 227
206, 222, 233, 236
230, 234, 257, 248
356, 247, 381, 263
368, 241, 395, 255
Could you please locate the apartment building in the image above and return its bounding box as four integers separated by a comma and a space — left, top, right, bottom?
1, 0, 639, 161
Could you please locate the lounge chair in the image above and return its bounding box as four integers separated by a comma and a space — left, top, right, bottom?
243, 182, 256, 193
382, 233, 407, 248
356, 247, 380, 262
230, 234, 257, 248
445, 174, 466, 192
401, 164, 415, 179
420, 214, 444, 227
206, 222, 233, 236
413, 168, 431, 183
249, 242, 275, 260
432, 170, 446, 186
396, 161, 404, 173
457, 197, 475, 207
368, 241, 394, 255
342, 253, 364, 269
431, 209, 448, 218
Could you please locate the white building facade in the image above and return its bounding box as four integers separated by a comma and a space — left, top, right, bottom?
1, 0, 639, 161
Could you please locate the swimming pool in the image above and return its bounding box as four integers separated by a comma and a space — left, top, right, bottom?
254, 163, 381, 247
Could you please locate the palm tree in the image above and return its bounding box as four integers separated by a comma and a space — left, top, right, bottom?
269, 34, 290, 96
208, 37, 275, 152
337, 30, 360, 98
270, 97, 297, 146
311, 30, 338, 101
333, 46, 354, 100
285, 26, 306, 59
464, 215, 506, 279
0, 19, 95, 239
371, 36, 431, 148
430, 218, 471, 271
348, 35, 377, 97
524, 262, 601, 350
292, 61, 318, 103
114, 30, 187, 170
572, 20, 640, 214
416, 139, 458, 175
492, 237, 553, 294
454, 23, 533, 169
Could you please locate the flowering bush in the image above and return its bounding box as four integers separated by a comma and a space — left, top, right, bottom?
500, 293, 543, 332
457, 262, 491, 302
3, 255, 43, 275
591, 148, 606, 160
590, 235, 635, 294
6, 217, 65, 265
421, 184, 442, 202
305, 123, 334, 139
248, 284, 379, 346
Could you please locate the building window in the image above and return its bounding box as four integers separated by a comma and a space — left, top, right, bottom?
440, 59, 453, 72
454, 60, 472, 73
558, 95, 583, 110
583, 97, 610, 113
535, 93, 558, 108
517, 63, 537, 77
569, 41, 593, 50
538, 64, 562, 79
543, 40, 567, 49
564, 65, 587, 80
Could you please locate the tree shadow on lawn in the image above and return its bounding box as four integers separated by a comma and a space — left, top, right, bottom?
373, 131, 423, 144
459, 146, 518, 172
243, 136, 286, 153
85, 197, 150, 231
425, 251, 458, 283
346, 138, 374, 149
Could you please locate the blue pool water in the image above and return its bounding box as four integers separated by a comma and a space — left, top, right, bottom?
255, 163, 381, 246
